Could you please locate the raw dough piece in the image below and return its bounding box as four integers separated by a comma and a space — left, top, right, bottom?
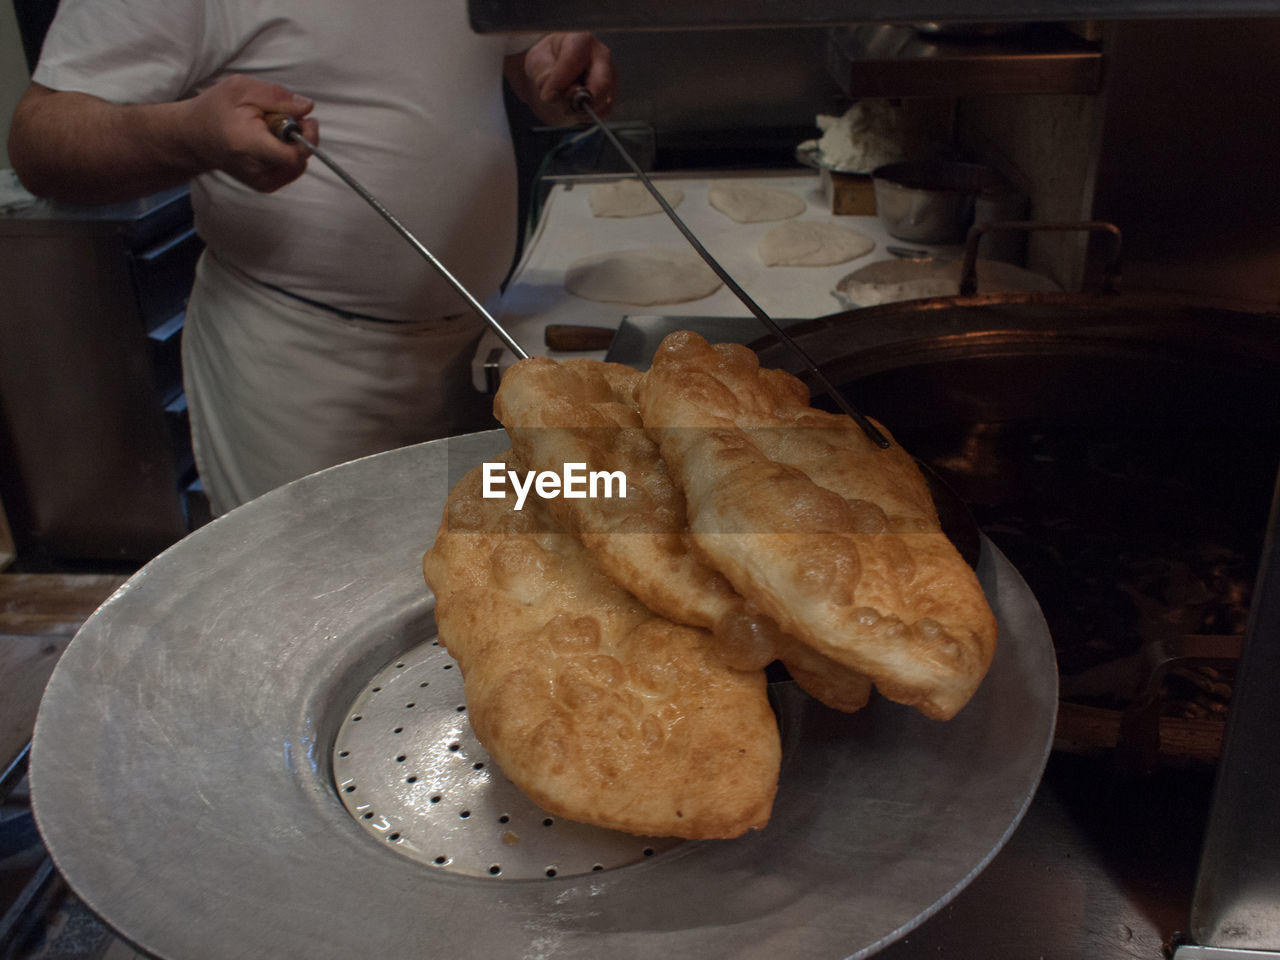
759, 221, 875, 267
589, 179, 685, 218
565, 247, 722, 306
635, 330, 998, 721
832, 257, 1061, 308
422, 455, 781, 839
708, 182, 806, 223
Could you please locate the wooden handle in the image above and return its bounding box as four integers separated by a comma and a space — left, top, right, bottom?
544, 324, 615, 352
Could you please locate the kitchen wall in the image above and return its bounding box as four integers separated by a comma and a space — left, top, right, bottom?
600, 27, 844, 139
1090, 19, 1280, 311
957, 17, 1280, 309
956, 91, 1106, 293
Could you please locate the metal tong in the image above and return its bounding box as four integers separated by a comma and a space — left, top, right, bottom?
267, 105, 887, 447
267, 108, 982, 564
570, 90, 889, 448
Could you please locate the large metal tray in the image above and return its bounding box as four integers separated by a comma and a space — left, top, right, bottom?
31, 430, 1057, 960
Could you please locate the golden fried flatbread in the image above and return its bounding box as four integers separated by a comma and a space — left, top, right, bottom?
493, 356, 872, 712
422, 456, 781, 839
634, 331, 997, 721
494, 357, 735, 629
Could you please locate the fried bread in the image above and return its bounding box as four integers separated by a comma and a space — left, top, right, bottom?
422, 455, 781, 839
494, 355, 873, 711
634, 331, 997, 720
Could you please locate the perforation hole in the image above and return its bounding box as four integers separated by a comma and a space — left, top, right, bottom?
333, 636, 684, 880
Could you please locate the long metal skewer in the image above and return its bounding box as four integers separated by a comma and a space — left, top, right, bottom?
571, 90, 889, 448
266, 114, 530, 360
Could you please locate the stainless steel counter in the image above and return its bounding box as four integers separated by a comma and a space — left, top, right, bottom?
0, 188, 203, 563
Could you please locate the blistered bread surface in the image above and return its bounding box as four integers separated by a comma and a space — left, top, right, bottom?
422, 457, 781, 839
494, 357, 737, 629
634, 331, 997, 720
494, 356, 874, 712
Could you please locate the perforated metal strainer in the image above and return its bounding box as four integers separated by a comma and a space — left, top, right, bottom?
332, 637, 681, 879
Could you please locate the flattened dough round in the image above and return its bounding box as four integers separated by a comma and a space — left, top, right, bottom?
758, 220, 875, 267
589, 179, 685, 218
708, 182, 807, 223
565, 247, 723, 305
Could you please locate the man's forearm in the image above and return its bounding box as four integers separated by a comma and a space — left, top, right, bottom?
7, 77, 317, 204
8, 85, 206, 204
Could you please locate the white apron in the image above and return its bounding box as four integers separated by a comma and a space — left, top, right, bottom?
182, 250, 495, 515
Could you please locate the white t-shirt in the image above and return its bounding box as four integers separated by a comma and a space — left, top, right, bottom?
35, 0, 534, 321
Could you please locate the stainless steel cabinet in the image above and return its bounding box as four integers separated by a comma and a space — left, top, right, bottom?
0, 187, 204, 564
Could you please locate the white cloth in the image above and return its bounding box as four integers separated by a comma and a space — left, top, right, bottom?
33, 0, 531, 511
184, 250, 494, 515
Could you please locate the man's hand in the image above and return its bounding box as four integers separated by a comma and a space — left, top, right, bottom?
181, 74, 319, 193
8, 74, 321, 203
506, 32, 617, 127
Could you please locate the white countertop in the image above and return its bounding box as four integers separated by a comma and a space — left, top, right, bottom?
472, 171, 960, 388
